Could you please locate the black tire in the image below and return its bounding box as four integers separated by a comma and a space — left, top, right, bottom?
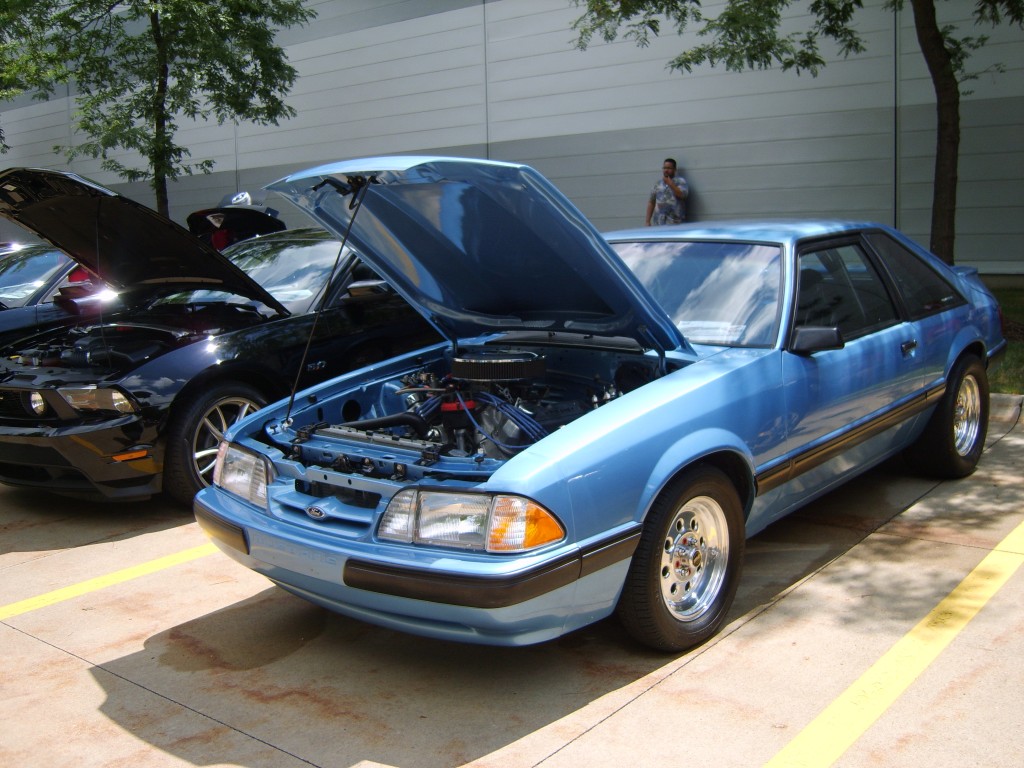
617, 465, 745, 652
904, 354, 989, 479
163, 382, 267, 506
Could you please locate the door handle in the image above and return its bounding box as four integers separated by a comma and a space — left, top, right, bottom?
900, 340, 918, 355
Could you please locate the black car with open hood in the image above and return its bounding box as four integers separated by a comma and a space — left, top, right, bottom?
1, 168, 287, 312
0, 169, 436, 504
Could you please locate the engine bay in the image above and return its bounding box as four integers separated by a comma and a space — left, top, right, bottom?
281, 343, 663, 484
3, 301, 268, 371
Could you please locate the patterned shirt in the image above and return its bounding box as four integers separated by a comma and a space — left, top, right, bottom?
649, 176, 688, 225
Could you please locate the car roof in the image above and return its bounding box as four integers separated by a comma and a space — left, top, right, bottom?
604, 219, 883, 248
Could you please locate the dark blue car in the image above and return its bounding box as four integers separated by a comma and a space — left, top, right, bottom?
0, 168, 437, 505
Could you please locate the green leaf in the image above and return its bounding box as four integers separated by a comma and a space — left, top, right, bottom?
5, 0, 314, 214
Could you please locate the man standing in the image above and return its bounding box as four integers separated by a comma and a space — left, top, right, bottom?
645, 158, 688, 226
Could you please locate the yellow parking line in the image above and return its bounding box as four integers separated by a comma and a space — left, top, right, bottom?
765, 520, 1024, 768
0, 543, 217, 621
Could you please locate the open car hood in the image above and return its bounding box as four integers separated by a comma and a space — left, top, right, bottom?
186, 196, 286, 241
267, 156, 688, 352
0, 168, 288, 314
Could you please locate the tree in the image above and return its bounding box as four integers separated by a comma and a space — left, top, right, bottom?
1, 0, 314, 217
0, 22, 17, 152
0, 2, 47, 153
572, 0, 1024, 264
0, 53, 12, 151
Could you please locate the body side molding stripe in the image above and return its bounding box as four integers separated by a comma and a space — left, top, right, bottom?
755, 384, 945, 495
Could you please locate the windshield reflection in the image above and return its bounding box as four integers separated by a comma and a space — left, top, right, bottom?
612, 240, 782, 347
151, 236, 348, 315
226, 239, 347, 314
0, 246, 70, 307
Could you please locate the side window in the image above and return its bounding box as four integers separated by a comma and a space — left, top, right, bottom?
863, 232, 965, 319
796, 243, 898, 340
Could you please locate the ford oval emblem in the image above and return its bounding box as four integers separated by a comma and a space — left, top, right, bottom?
306, 506, 328, 521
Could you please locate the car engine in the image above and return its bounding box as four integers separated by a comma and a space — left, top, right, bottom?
4, 302, 267, 371
287, 346, 661, 479
9, 323, 192, 369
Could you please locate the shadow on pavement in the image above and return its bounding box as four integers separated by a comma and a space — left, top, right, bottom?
92, 586, 671, 768
0, 486, 193, 556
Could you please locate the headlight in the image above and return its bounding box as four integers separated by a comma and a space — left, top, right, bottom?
213, 442, 272, 507
378, 489, 565, 553
29, 391, 47, 415
57, 386, 137, 414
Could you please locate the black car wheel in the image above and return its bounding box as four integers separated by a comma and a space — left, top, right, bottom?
164, 382, 267, 505
905, 354, 989, 479
617, 465, 744, 652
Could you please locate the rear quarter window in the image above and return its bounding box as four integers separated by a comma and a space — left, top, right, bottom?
865, 232, 965, 320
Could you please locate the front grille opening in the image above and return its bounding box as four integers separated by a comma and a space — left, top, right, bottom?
295, 479, 381, 508
0, 462, 52, 482
0, 462, 91, 489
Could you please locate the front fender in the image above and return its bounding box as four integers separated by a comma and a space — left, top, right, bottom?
640, 428, 756, 519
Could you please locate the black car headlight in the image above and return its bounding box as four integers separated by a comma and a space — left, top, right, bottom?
213, 442, 273, 507
378, 489, 565, 552
57, 386, 137, 414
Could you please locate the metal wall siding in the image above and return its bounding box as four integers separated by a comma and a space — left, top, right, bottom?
0, 0, 1020, 271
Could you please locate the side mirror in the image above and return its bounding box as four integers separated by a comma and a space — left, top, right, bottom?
790, 326, 844, 356
346, 279, 393, 299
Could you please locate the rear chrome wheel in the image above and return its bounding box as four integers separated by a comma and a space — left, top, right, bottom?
952, 372, 983, 457
905, 354, 989, 479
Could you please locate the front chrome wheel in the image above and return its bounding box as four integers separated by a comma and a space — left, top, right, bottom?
659, 496, 730, 622
618, 466, 744, 652
164, 382, 268, 506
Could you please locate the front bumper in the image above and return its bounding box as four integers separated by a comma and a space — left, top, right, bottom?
194, 488, 640, 646
0, 417, 161, 501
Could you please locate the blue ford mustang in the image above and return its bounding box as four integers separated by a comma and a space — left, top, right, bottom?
194, 156, 1006, 651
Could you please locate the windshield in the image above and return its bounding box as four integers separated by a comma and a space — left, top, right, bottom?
225, 236, 347, 314
0, 246, 70, 308
611, 239, 782, 347
155, 234, 346, 315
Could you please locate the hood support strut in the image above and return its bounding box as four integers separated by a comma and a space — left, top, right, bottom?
283, 176, 374, 424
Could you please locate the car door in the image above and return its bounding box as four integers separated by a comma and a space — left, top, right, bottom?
778, 236, 928, 499
862, 230, 966, 393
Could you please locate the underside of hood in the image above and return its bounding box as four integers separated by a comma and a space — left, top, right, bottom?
267, 156, 687, 353
186, 202, 286, 242
0, 168, 287, 314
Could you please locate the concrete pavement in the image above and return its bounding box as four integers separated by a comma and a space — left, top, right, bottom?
471, 394, 1024, 768
1, 396, 1021, 768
